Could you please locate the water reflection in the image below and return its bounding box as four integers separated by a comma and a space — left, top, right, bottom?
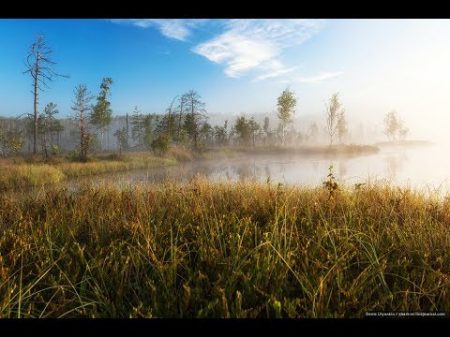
384, 153, 408, 181
338, 159, 348, 179
264, 164, 271, 180
69, 142, 446, 189
234, 162, 255, 181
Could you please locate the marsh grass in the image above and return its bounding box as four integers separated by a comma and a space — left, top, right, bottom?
60, 155, 175, 178
166, 146, 195, 162
0, 164, 65, 191
1, 179, 449, 317
0, 152, 176, 190
0, 145, 380, 191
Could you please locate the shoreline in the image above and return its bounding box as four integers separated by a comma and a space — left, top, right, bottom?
0, 144, 381, 191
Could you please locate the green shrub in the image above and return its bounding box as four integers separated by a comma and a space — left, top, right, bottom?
151, 135, 170, 156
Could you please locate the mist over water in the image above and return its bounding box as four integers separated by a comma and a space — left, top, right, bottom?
72, 141, 449, 192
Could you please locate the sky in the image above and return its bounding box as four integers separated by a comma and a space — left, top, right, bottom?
1, 19, 450, 140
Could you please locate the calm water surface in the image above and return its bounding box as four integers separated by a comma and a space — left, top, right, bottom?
74, 142, 450, 190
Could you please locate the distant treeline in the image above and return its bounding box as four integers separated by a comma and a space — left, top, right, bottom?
0, 35, 409, 160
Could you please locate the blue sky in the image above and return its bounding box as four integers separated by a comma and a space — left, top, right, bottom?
1, 19, 450, 139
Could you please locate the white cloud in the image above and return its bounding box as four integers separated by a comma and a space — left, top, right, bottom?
111, 19, 336, 84
192, 19, 323, 78
111, 19, 206, 41
253, 61, 299, 82
296, 71, 344, 83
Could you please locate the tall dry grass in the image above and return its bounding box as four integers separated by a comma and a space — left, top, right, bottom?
0, 153, 176, 190
0, 165, 64, 191
60, 155, 175, 178
0, 179, 449, 317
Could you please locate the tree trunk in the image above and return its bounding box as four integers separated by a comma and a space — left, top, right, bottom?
43, 132, 48, 159
80, 111, 85, 160
33, 64, 38, 154
178, 102, 184, 140
106, 127, 109, 151
126, 113, 129, 148
100, 129, 104, 152
191, 103, 196, 149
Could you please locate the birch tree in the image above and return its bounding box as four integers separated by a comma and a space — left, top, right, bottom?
277, 88, 296, 145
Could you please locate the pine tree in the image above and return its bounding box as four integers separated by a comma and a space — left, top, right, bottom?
72, 84, 94, 161
91, 77, 113, 151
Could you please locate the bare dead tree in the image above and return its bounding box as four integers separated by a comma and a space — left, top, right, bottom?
23, 35, 68, 154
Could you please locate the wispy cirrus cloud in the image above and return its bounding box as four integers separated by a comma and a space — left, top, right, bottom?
192, 19, 323, 79
252, 61, 299, 82
295, 71, 344, 83
111, 19, 207, 41
111, 19, 341, 84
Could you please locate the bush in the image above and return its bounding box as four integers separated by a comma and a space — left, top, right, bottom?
151, 135, 170, 156
51, 144, 60, 156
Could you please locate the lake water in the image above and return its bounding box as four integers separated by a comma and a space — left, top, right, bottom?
74, 142, 450, 191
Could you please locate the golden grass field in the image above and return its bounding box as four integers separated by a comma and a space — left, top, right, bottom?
0, 177, 449, 317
